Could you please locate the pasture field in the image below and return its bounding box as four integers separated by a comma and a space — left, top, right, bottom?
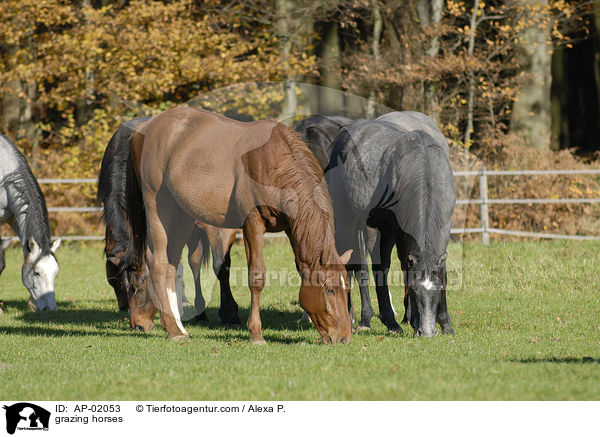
0, 239, 599, 400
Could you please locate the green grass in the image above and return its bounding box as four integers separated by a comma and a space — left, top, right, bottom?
0, 239, 599, 400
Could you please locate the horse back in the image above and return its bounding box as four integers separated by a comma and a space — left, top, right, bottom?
0, 135, 24, 181
133, 107, 282, 228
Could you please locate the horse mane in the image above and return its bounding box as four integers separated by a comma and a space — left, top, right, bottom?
388, 131, 449, 257
0, 144, 52, 254
270, 124, 337, 268
97, 123, 134, 259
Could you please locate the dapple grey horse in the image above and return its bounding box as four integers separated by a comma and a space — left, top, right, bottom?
0, 135, 61, 311
325, 112, 455, 337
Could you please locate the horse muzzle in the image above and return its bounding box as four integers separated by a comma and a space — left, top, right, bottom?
29, 293, 57, 311
321, 334, 350, 344
414, 324, 438, 338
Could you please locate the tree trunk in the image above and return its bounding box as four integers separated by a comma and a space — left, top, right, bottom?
550, 46, 567, 150
318, 22, 343, 115
277, 0, 297, 124
510, 0, 552, 150
366, 0, 382, 119
416, 0, 443, 120
464, 0, 479, 145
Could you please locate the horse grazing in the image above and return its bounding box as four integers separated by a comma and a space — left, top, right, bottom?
0, 135, 61, 311
326, 112, 455, 337
98, 117, 240, 328
126, 107, 352, 343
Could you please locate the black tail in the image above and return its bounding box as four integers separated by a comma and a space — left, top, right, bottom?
197, 227, 211, 269
125, 132, 147, 272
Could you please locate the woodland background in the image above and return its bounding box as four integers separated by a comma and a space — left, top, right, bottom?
1, 0, 599, 238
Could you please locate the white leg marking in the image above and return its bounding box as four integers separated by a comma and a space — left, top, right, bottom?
167, 287, 189, 335
388, 289, 397, 317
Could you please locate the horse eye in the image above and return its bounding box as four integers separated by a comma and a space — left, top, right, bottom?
327, 289, 335, 296
33, 271, 40, 277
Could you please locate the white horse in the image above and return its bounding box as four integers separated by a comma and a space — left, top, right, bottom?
0, 135, 61, 311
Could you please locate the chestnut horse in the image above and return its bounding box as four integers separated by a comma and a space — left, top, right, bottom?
98, 117, 240, 328
126, 107, 352, 343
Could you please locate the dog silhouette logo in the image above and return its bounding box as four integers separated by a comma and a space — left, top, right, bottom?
3, 403, 50, 434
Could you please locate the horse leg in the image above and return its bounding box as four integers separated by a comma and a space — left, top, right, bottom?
401, 275, 411, 324
175, 261, 187, 315
372, 232, 402, 333
243, 212, 266, 345
437, 265, 455, 335
208, 228, 240, 326
346, 269, 355, 327
145, 194, 193, 340
186, 228, 208, 323
355, 228, 374, 330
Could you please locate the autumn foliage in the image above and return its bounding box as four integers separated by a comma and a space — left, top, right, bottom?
0, 0, 598, 239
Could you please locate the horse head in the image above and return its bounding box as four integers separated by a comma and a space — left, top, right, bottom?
299, 249, 353, 344
22, 237, 61, 311
403, 249, 448, 337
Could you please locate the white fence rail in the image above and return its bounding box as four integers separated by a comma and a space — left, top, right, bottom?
4, 169, 598, 243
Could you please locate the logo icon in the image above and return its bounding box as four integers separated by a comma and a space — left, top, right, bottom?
3, 403, 50, 435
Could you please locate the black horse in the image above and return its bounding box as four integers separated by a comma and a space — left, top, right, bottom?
97, 118, 240, 327
294, 115, 352, 168
324, 112, 455, 337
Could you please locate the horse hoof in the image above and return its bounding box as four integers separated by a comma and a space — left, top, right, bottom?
193, 313, 208, 324
221, 317, 241, 327
169, 333, 190, 341
442, 326, 455, 335
384, 321, 403, 332
388, 326, 404, 335
219, 311, 241, 326
250, 336, 266, 345
356, 325, 370, 332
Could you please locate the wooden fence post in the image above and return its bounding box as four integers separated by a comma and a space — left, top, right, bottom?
479, 167, 490, 245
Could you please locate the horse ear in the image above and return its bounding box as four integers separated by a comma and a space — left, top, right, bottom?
27, 237, 41, 258
107, 256, 120, 266
339, 249, 353, 265
407, 254, 416, 266
51, 238, 62, 254
439, 252, 448, 263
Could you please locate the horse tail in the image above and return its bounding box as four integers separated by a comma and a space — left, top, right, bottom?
197, 227, 211, 269
125, 132, 147, 273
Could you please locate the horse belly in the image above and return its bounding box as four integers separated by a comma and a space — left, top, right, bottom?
165, 156, 246, 229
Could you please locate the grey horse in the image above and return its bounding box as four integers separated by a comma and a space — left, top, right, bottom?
324, 112, 455, 337
0, 135, 61, 311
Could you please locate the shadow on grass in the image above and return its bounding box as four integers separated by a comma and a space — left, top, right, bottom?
3, 299, 390, 344
0, 325, 143, 338
510, 357, 600, 364
2, 300, 315, 343
0, 299, 135, 338
185, 307, 321, 344
193, 306, 307, 330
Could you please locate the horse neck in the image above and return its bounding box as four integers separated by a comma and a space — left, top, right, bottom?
5, 174, 50, 255
286, 211, 335, 273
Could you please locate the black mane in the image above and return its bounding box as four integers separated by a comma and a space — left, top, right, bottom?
97, 117, 150, 266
